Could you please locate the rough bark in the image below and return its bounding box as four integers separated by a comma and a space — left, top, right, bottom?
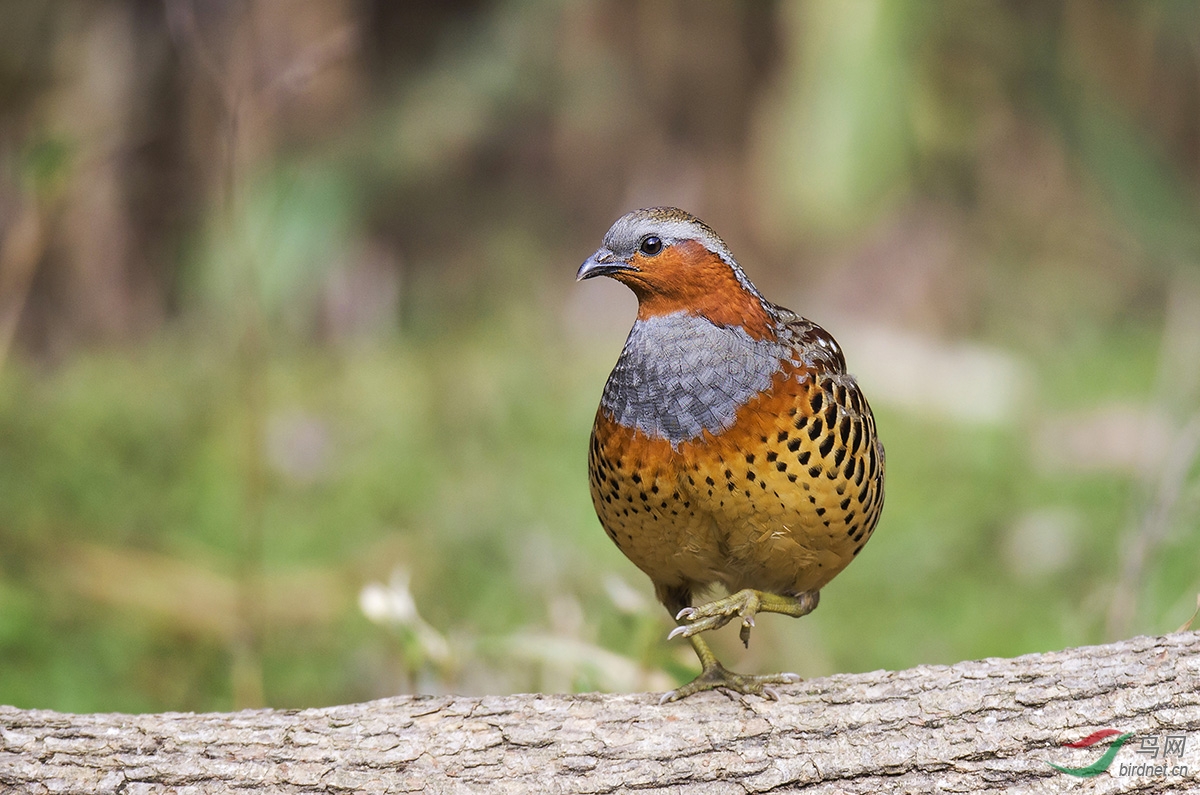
2, 633, 1198, 794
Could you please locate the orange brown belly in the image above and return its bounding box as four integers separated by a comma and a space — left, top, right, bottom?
588, 363, 884, 599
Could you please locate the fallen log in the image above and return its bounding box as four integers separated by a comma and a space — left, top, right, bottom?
2, 632, 1198, 793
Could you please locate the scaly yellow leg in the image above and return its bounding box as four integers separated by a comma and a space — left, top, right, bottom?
669, 589, 819, 647
660, 633, 801, 703
658, 589, 819, 703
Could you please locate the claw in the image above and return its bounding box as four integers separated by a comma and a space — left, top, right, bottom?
662, 593, 814, 702
739, 612, 755, 648
659, 663, 803, 703
671, 589, 818, 646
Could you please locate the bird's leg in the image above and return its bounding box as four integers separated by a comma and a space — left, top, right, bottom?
654, 583, 806, 702
659, 633, 801, 703
670, 589, 819, 647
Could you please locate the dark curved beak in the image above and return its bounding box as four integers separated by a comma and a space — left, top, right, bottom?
577, 247, 634, 281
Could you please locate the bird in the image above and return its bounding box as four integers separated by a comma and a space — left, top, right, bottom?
577, 207, 885, 702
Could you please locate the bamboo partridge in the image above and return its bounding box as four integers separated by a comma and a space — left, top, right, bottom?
578, 207, 885, 702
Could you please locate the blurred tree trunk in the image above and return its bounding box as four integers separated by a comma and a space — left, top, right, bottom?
2, 632, 1197, 793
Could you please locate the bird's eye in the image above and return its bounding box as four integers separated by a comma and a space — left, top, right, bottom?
639, 235, 663, 256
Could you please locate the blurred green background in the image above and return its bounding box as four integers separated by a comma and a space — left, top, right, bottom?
1, 0, 1198, 714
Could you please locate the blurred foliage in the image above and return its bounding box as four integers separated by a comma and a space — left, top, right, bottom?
0, 0, 1198, 713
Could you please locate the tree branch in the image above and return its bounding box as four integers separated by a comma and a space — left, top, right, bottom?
3, 632, 1198, 793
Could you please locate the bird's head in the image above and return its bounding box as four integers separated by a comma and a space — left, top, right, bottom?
577, 207, 773, 339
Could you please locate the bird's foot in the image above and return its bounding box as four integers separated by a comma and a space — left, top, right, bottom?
670, 588, 763, 645
669, 589, 818, 647
659, 661, 801, 704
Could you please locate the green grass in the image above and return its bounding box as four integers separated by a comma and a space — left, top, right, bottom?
0, 314, 1194, 713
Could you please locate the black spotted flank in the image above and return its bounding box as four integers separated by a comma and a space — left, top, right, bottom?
818, 433, 834, 458
849, 386, 865, 414
839, 415, 852, 447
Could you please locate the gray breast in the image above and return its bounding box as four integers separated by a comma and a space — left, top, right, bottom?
601, 312, 787, 446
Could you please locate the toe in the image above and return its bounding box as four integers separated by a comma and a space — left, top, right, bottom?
660, 666, 802, 703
